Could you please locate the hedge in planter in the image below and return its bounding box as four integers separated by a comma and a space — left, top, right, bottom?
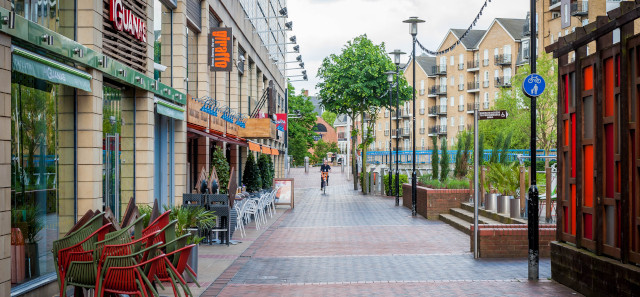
258, 154, 273, 189
384, 174, 408, 196
243, 153, 262, 192
211, 147, 230, 194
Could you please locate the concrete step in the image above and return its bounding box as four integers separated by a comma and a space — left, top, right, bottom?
449, 208, 502, 225
460, 202, 528, 224
439, 213, 471, 235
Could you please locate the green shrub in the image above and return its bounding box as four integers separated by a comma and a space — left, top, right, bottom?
418, 176, 469, 189
440, 139, 450, 182
431, 136, 439, 180
447, 179, 470, 189
258, 154, 273, 189
242, 153, 262, 192
383, 174, 408, 196
211, 147, 230, 194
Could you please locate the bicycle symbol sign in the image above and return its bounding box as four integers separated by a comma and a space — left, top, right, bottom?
522, 73, 546, 97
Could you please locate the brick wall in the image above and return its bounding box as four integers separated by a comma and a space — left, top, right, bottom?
402, 184, 470, 219
551, 242, 640, 297
470, 224, 556, 258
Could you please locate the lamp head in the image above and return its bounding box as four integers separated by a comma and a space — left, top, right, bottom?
388, 49, 406, 66
296, 55, 302, 62
403, 17, 425, 36
279, 7, 288, 17
289, 35, 297, 43
293, 45, 300, 52
299, 62, 305, 68
384, 71, 395, 83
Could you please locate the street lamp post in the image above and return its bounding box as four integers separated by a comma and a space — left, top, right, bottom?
389, 49, 405, 206
403, 16, 424, 217
384, 71, 395, 199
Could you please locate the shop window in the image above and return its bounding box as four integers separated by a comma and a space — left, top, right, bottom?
187, 26, 199, 95
154, 0, 175, 84
11, 0, 75, 39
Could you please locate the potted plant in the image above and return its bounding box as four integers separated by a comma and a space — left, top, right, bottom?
487, 162, 520, 215
165, 205, 216, 282
13, 204, 43, 278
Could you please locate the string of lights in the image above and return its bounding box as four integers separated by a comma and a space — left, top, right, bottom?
416, 0, 494, 56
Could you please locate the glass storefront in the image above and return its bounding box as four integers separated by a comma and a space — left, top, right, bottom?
103, 86, 122, 218
11, 0, 76, 39
154, 0, 174, 83
10, 72, 64, 285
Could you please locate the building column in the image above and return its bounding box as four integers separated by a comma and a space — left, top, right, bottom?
197, 136, 210, 179
135, 91, 155, 205
0, 31, 11, 297
174, 119, 187, 204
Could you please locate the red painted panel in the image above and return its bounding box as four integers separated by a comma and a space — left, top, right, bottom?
571, 185, 577, 235
616, 55, 621, 87
584, 66, 594, 91
564, 207, 569, 233
564, 74, 569, 114
606, 124, 615, 198
584, 213, 593, 240
584, 145, 594, 207
605, 58, 615, 117
572, 114, 577, 178
564, 121, 569, 146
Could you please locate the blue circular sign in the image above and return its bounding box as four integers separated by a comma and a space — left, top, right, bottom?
522, 73, 546, 97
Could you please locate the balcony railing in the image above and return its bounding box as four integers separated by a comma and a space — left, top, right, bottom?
430, 86, 447, 96
571, 1, 588, 16
384, 130, 389, 136
483, 102, 490, 109
458, 105, 464, 112
495, 76, 512, 88
401, 128, 411, 137
494, 54, 512, 65
483, 59, 489, 66
438, 126, 447, 135
429, 126, 438, 135
458, 124, 465, 132
467, 124, 473, 131
432, 65, 447, 75
458, 63, 464, 70
467, 102, 476, 112
419, 108, 425, 115
438, 105, 447, 115
401, 110, 411, 118
458, 84, 464, 91
391, 110, 402, 119
420, 128, 425, 134
483, 80, 490, 88
467, 81, 480, 91
467, 60, 479, 70
428, 106, 438, 116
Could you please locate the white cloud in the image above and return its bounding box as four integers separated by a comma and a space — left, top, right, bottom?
286, 0, 530, 96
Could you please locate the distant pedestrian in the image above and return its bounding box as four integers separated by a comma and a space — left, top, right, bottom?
320, 159, 331, 189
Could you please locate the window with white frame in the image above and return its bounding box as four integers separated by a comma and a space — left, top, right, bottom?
494, 69, 499, 78
440, 56, 447, 67
459, 95, 464, 107
484, 49, 489, 60
421, 138, 425, 149
459, 115, 464, 125
459, 74, 463, 84
420, 80, 424, 91
450, 96, 455, 107
421, 119, 424, 129
504, 68, 512, 81
484, 71, 489, 81
459, 54, 464, 64
420, 99, 425, 109
450, 56, 454, 65
484, 92, 489, 102
451, 117, 455, 127
451, 76, 455, 86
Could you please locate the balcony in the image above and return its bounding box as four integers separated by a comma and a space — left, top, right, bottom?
420, 128, 425, 134
467, 124, 474, 131
419, 89, 425, 96
401, 128, 411, 137
483, 59, 489, 67
458, 63, 464, 70
458, 84, 464, 91
428, 126, 439, 135
391, 110, 402, 120
483, 80, 490, 88
391, 129, 400, 138
401, 110, 411, 118
384, 130, 389, 136
467, 102, 476, 113
239, 118, 277, 139
438, 126, 447, 135
419, 108, 425, 115
549, 0, 561, 10
467, 81, 480, 92
458, 124, 466, 132
494, 54, 512, 65
432, 65, 447, 75
437, 105, 447, 115
571, 1, 588, 16
428, 106, 438, 117
467, 60, 479, 70
495, 76, 512, 88
458, 105, 464, 112
429, 86, 447, 96
483, 102, 490, 109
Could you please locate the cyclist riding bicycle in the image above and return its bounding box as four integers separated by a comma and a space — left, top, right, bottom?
320, 159, 331, 189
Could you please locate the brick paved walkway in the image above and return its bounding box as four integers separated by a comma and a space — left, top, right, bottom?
201, 168, 580, 296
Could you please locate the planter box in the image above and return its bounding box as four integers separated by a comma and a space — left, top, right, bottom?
470, 224, 556, 258
239, 118, 276, 139
402, 184, 470, 220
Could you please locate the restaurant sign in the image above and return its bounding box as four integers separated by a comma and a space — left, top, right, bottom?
110, 0, 147, 42
209, 27, 233, 72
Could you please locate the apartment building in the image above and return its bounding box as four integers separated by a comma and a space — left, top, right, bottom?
375, 17, 527, 150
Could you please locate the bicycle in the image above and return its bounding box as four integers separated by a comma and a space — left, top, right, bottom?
321, 172, 329, 194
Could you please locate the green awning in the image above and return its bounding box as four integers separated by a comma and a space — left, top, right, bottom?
12, 46, 92, 92
156, 97, 185, 120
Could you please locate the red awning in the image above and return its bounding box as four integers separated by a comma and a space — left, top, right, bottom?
262, 147, 272, 155
249, 142, 261, 152
187, 127, 248, 147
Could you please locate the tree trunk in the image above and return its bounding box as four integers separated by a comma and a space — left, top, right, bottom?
352, 134, 358, 190
361, 114, 367, 194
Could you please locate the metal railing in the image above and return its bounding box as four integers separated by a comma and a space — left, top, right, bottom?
467, 103, 476, 112
467, 81, 480, 90
483, 102, 490, 109
494, 54, 512, 65
438, 125, 447, 135
458, 124, 465, 132
483, 80, 490, 88
483, 59, 489, 66
420, 127, 425, 134
495, 76, 512, 88
458, 105, 464, 112
432, 65, 447, 75
428, 106, 438, 116
458, 84, 464, 91
438, 105, 447, 115
571, 1, 588, 16
419, 108, 425, 115
458, 63, 464, 70
467, 60, 479, 69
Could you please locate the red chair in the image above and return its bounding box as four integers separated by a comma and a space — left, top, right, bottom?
98, 230, 162, 275
56, 223, 114, 297
156, 244, 198, 297
142, 210, 175, 245
98, 253, 167, 297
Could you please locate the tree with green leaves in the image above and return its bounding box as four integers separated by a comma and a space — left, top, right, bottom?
454, 132, 472, 178
440, 138, 450, 182
431, 136, 439, 180
288, 83, 317, 166
210, 147, 230, 194
321, 111, 337, 128
316, 34, 412, 191
311, 139, 339, 164
480, 51, 557, 164
258, 154, 273, 189
489, 132, 503, 164
242, 153, 262, 192
499, 131, 513, 164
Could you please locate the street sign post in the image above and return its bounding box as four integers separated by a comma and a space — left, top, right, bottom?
473, 108, 507, 259
523, 73, 546, 97
478, 110, 508, 120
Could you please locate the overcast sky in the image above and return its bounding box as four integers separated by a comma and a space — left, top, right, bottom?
287, 0, 531, 96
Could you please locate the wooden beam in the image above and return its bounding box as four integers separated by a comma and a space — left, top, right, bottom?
620, 22, 634, 264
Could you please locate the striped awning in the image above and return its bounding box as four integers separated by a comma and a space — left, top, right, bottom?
272, 149, 280, 156
261, 147, 272, 154
249, 142, 261, 152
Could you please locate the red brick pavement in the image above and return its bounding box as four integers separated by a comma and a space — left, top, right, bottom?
200, 169, 581, 297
